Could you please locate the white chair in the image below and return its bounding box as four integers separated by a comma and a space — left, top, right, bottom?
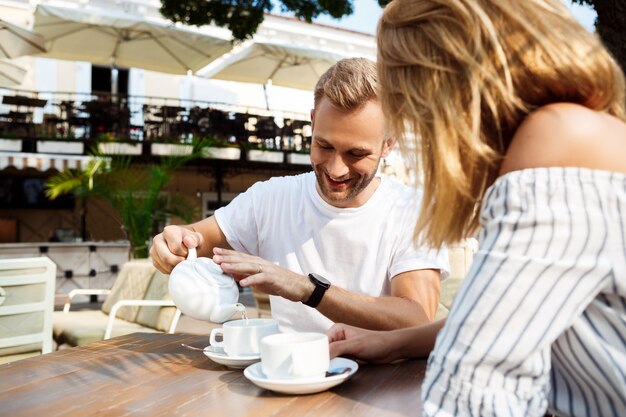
0, 257, 56, 364
435, 238, 479, 319
53, 259, 181, 347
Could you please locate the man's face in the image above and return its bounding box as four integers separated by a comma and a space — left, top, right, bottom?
310, 97, 393, 208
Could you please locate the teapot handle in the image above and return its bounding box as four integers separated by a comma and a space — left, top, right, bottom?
187, 247, 197, 261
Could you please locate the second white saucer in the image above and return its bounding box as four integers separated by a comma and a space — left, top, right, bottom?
203, 345, 261, 369
243, 357, 358, 395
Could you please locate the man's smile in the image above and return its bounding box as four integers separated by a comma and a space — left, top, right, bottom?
325, 173, 352, 188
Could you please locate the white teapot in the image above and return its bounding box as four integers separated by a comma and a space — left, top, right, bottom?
168, 248, 245, 323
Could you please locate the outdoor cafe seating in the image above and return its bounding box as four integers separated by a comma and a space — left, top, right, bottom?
0, 240, 479, 416
0, 89, 312, 155
53, 259, 181, 347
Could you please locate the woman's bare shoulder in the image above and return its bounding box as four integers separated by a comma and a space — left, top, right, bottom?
499, 102, 626, 176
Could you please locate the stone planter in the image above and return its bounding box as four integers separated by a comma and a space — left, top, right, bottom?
0, 138, 22, 152
286, 152, 310, 165
247, 149, 284, 163
201, 146, 241, 160
37, 140, 84, 154
150, 143, 193, 156
98, 142, 143, 155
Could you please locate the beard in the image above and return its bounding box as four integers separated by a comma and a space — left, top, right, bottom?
312, 160, 380, 206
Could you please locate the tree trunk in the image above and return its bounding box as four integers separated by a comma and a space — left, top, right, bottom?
592, 0, 626, 76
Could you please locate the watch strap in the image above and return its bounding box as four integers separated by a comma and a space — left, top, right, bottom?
304, 273, 329, 308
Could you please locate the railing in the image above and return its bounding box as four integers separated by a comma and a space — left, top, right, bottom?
0, 89, 312, 153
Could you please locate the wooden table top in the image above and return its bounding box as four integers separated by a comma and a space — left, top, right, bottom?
0, 333, 426, 417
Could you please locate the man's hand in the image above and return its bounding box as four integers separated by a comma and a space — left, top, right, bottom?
212, 247, 314, 302
327, 323, 397, 364
150, 225, 205, 274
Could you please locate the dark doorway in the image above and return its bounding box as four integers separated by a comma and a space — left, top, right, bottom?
91, 65, 129, 95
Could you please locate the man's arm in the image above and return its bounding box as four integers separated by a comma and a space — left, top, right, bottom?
214, 247, 442, 330
316, 269, 441, 329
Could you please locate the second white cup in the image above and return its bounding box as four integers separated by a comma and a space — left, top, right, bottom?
209, 318, 279, 357
260, 332, 330, 380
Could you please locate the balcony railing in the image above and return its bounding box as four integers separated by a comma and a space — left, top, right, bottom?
0, 89, 312, 154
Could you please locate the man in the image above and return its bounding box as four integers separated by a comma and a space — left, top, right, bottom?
150, 58, 449, 333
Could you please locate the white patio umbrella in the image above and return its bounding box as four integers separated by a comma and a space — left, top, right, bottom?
32, 4, 233, 75
200, 41, 347, 91
0, 58, 26, 87
0, 18, 47, 59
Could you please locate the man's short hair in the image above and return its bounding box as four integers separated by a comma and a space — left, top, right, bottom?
313, 57, 378, 111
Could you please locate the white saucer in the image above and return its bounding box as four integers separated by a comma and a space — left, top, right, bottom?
243, 357, 358, 395
203, 346, 261, 369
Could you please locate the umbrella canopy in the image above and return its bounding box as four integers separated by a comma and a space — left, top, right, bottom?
0, 59, 26, 87
32, 5, 233, 74
0, 18, 47, 59
200, 41, 347, 91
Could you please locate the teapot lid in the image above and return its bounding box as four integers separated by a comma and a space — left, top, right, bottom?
187, 248, 223, 274
180, 248, 233, 286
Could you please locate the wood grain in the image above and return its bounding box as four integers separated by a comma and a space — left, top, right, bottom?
0, 333, 426, 417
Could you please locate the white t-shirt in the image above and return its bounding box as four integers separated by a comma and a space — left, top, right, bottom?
214, 172, 449, 333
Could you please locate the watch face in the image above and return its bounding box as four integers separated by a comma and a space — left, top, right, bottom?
309, 273, 331, 288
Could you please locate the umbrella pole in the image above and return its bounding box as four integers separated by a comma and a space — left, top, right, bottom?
111, 63, 119, 102
262, 83, 270, 110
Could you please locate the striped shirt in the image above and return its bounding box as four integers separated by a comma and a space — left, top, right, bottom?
422, 167, 626, 417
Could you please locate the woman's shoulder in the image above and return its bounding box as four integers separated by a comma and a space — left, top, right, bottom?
499, 103, 626, 176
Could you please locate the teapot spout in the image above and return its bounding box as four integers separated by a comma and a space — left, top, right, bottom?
210, 302, 246, 323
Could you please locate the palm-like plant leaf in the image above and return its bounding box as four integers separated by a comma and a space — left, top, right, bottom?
45, 139, 207, 257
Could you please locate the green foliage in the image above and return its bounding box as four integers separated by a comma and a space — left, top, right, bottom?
571, 0, 626, 75
45, 145, 203, 258
159, 0, 391, 41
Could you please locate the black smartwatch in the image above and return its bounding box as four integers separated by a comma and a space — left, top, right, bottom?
303, 273, 331, 308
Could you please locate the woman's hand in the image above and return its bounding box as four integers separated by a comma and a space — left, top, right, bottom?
328, 319, 445, 363
327, 323, 399, 364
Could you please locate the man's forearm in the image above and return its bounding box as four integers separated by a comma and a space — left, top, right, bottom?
315, 285, 435, 330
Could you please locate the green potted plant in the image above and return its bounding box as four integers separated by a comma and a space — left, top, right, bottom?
96, 133, 143, 155
37, 134, 84, 154
45, 148, 201, 259
0, 131, 22, 151
200, 136, 241, 160
151, 136, 194, 156
246, 143, 284, 163
286, 147, 311, 165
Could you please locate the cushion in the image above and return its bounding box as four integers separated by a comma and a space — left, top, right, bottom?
135, 270, 176, 331
0, 351, 41, 365
52, 310, 159, 347
435, 238, 478, 319
101, 259, 156, 322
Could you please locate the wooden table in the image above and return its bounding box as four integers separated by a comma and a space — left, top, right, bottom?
0, 333, 426, 417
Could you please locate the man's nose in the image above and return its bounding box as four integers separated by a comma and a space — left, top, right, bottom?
326, 154, 349, 178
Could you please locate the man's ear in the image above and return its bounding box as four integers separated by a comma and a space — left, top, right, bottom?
310, 109, 315, 130
381, 137, 396, 157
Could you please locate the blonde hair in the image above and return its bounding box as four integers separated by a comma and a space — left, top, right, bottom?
314, 57, 378, 110
378, 0, 626, 248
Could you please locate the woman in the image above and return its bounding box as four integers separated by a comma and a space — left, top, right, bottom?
328, 0, 626, 416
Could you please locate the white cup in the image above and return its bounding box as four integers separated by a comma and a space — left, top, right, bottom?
209, 318, 279, 357
260, 332, 330, 380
